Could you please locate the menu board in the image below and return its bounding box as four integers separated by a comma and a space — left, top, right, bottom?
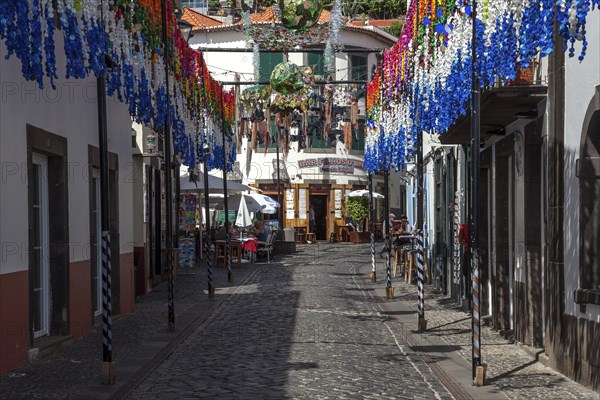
286, 188, 295, 220
298, 189, 307, 219
334, 189, 342, 219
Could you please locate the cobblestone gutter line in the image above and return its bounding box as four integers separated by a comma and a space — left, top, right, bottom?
109, 267, 260, 400
350, 265, 469, 400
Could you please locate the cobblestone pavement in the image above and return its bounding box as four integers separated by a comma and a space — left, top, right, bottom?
127, 243, 454, 399
0, 261, 253, 400
360, 244, 600, 400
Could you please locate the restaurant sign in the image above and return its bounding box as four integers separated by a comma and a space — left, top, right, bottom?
298, 158, 364, 174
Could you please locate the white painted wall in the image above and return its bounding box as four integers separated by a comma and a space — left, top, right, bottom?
189, 24, 393, 196
0, 32, 133, 275
563, 9, 600, 322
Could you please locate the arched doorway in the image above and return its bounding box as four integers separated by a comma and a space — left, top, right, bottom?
578, 86, 600, 291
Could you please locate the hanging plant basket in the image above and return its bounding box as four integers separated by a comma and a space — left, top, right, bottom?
270, 62, 305, 95
278, 0, 324, 31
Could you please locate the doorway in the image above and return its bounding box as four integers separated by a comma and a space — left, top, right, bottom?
309, 194, 328, 240
31, 153, 50, 339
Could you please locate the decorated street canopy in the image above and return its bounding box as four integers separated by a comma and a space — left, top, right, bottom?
0, 0, 236, 171
364, 0, 600, 173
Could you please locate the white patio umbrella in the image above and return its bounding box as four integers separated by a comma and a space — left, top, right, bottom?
246, 193, 280, 211
346, 189, 385, 199
235, 194, 253, 230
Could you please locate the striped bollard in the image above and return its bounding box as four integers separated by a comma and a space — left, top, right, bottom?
101, 230, 115, 384
226, 232, 232, 282
385, 234, 394, 299
370, 231, 376, 282
206, 241, 214, 298
417, 230, 427, 331
472, 249, 485, 385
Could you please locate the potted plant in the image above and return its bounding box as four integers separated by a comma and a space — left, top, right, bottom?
346, 197, 370, 242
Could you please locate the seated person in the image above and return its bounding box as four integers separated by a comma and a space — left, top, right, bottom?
345, 217, 357, 231
393, 215, 413, 247
251, 220, 271, 242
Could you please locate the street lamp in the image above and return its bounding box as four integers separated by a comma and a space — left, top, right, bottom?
178, 19, 194, 43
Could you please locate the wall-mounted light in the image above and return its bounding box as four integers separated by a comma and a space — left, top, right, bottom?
146, 132, 157, 154
131, 128, 137, 148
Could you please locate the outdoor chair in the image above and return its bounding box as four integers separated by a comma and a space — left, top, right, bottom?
256, 231, 276, 263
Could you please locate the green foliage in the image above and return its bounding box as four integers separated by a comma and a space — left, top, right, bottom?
359, 0, 406, 19
208, 0, 221, 14
346, 197, 369, 227
383, 21, 403, 37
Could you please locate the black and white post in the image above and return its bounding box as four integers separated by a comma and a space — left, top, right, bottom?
470, 0, 484, 385
203, 129, 215, 298
97, 74, 115, 385
369, 173, 376, 282
416, 106, 426, 332
220, 90, 233, 282
384, 170, 393, 298
160, 0, 176, 332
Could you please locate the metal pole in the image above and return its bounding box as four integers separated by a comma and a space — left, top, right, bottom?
416, 104, 426, 332
217, 80, 368, 85
384, 170, 392, 296
369, 173, 376, 282
161, 0, 175, 331
97, 74, 114, 382
471, 0, 483, 384
276, 126, 282, 236
220, 89, 233, 282
195, 47, 385, 53
203, 136, 214, 298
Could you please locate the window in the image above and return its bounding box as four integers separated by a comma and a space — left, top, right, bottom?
350, 55, 368, 81
307, 53, 325, 77
259, 52, 285, 82
183, 1, 208, 9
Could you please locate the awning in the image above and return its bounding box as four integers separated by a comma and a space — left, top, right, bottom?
179, 173, 255, 193
439, 85, 547, 145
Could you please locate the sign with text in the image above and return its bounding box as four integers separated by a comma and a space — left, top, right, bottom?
298, 158, 364, 174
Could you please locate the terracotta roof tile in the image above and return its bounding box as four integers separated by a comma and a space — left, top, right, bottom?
182, 7, 223, 29
250, 7, 331, 24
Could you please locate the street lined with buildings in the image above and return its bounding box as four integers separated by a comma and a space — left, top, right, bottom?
1, 243, 597, 399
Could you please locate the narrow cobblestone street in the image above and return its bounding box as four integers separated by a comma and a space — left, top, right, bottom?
1, 243, 598, 399
126, 243, 454, 400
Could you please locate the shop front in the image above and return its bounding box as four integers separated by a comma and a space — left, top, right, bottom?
254, 156, 375, 241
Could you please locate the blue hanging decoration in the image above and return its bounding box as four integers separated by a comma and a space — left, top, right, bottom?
136, 66, 152, 125
61, 7, 86, 79
43, 0, 57, 88
29, 0, 44, 88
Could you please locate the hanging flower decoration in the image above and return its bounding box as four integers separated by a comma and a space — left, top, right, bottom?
270, 61, 305, 95
364, 0, 600, 174
0, 0, 235, 172
278, 0, 324, 30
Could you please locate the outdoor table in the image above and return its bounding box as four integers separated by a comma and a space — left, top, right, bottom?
215, 240, 243, 269
338, 225, 352, 242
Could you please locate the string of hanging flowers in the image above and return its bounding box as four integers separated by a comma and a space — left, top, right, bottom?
0, 0, 235, 171
365, 0, 600, 174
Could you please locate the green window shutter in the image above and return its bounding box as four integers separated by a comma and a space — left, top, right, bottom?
307, 53, 324, 76
351, 55, 368, 81
259, 52, 284, 82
